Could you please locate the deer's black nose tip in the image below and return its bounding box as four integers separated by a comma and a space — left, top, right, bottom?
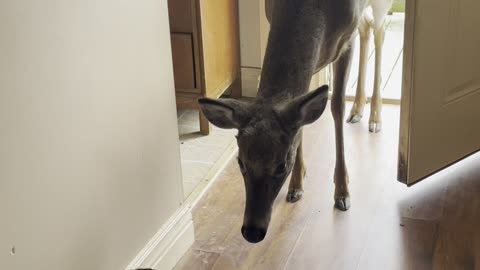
241, 226, 266, 243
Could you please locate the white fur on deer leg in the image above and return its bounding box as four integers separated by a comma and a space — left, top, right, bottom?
369, 20, 386, 133
368, 0, 391, 133
347, 15, 371, 124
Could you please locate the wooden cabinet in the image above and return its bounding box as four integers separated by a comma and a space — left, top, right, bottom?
170, 34, 197, 91
168, 0, 242, 135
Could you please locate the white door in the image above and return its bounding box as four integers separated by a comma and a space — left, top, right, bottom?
399, 0, 480, 185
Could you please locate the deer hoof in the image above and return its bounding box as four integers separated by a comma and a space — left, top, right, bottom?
347, 113, 363, 123
287, 190, 303, 203
369, 121, 382, 133
334, 196, 351, 211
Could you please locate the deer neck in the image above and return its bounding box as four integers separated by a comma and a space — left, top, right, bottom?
257, 2, 326, 104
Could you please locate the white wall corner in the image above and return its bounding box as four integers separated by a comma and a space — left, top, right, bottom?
241, 67, 262, 98
239, 0, 262, 68
126, 205, 194, 270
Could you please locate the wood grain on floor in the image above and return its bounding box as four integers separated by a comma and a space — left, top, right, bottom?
177, 109, 237, 197
174, 104, 480, 270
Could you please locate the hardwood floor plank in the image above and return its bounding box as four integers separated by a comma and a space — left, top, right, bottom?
432, 222, 480, 270
173, 249, 221, 270
190, 162, 245, 253
378, 173, 449, 221
356, 215, 437, 270
283, 207, 377, 270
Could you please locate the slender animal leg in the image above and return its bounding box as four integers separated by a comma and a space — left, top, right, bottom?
347, 15, 371, 123
369, 0, 392, 132
287, 131, 305, 203
369, 22, 385, 133
331, 39, 355, 211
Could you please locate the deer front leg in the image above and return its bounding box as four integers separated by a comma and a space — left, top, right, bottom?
331, 40, 354, 211
369, 23, 386, 133
287, 133, 305, 203
347, 15, 371, 124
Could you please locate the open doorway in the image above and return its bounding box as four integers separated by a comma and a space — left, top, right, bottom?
346, 0, 405, 102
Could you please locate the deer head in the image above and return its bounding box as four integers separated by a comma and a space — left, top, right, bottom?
198, 85, 329, 243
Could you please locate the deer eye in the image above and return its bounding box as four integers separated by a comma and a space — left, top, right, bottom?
275, 162, 287, 176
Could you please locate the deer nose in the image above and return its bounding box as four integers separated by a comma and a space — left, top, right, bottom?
241, 225, 267, 243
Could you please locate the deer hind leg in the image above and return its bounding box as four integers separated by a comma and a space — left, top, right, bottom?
331, 39, 355, 211
369, 1, 391, 132
287, 132, 306, 203
347, 14, 371, 124
369, 22, 386, 132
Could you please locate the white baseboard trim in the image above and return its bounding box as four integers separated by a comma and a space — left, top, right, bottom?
125, 139, 239, 270
344, 94, 401, 105
126, 205, 194, 270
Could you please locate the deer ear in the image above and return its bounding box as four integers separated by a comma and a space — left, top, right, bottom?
282, 85, 329, 128
198, 98, 249, 129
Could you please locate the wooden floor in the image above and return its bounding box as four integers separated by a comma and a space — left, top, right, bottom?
174, 104, 480, 270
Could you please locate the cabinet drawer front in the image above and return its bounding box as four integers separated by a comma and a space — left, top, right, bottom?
168, 0, 194, 33
170, 33, 198, 92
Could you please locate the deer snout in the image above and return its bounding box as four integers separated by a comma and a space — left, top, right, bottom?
241, 225, 267, 243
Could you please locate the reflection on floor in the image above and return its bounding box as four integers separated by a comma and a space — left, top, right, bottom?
347, 13, 405, 100
177, 109, 237, 198
174, 103, 480, 270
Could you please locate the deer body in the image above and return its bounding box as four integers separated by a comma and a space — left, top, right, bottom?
199, 0, 392, 243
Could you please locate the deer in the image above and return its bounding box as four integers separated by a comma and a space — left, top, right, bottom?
347, 0, 393, 133
198, 0, 393, 244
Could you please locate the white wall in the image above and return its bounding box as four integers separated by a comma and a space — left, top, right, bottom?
0, 1, 186, 269
238, 0, 263, 97
239, 0, 262, 68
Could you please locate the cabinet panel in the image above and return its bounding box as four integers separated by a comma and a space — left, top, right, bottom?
198, 0, 240, 97
167, 0, 194, 33
170, 33, 198, 92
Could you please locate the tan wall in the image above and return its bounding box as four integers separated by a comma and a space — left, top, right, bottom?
239, 0, 262, 68
0, 1, 184, 269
